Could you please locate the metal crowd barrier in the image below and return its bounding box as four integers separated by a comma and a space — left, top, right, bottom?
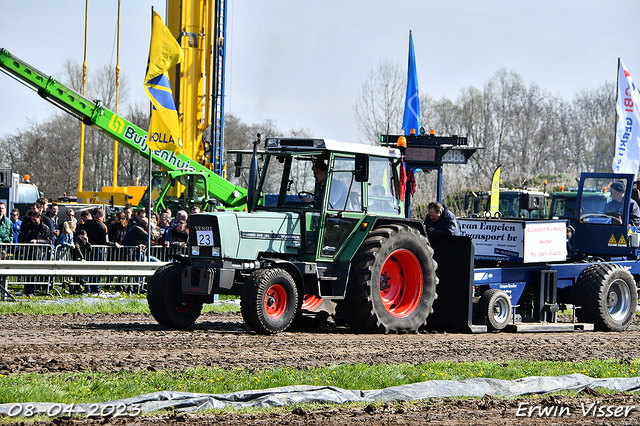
0, 243, 188, 300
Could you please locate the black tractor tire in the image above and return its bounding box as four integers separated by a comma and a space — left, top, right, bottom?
241, 268, 298, 334
147, 263, 203, 329
343, 224, 438, 334
478, 288, 512, 331
576, 263, 638, 331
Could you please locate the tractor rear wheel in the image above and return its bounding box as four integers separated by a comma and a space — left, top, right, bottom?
343, 224, 437, 333
241, 268, 298, 334
478, 288, 512, 331
576, 263, 637, 331
147, 263, 203, 329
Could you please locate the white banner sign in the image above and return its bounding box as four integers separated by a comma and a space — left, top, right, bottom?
459, 219, 566, 263
613, 59, 640, 180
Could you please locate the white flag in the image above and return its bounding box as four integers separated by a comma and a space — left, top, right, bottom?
613, 59, 640, 180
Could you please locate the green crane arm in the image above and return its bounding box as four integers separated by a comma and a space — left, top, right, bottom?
0, 48, 247, 208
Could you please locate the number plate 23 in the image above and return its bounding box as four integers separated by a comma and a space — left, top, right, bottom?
196, 230, 214, 246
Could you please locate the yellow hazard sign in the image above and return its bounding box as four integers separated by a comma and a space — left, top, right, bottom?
618, 235, 627, 247
608, 234, 618, 246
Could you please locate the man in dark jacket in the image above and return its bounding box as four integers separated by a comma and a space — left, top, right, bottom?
76, 210, 107, 293
18, 211, 51, 296
77, 210, 108, 246
424, 201, 460, 236
121, 218, 159, 261
19, 210, 51, 245
164, 220, 188, 247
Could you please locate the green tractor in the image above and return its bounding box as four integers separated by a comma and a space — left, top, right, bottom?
147, 137, 438, 334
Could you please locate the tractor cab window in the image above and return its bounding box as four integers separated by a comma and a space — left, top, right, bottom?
259, 155, 318, 207
174, 174, 207, 207
329, 157, 361, 211
140, 175, 170, 210
367, 156, 399, 214
287, 156, 317, 205
578, 177, 626, 225
143, 174, 208, 213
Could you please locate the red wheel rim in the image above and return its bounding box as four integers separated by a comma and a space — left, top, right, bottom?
265, 284, 287, 318
301, 294, 323, 312
379, 249, 423, 318
172, 282, 193, 313
174, 296, 194, 313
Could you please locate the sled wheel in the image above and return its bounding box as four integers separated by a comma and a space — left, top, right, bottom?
301, 294, 324, 312
576, 263, 637, 331
344, 224, 437, 334
147, 263, 203, 329
291, 295, 337, 329
479, 288, 512, 331
241, 268, 298, 334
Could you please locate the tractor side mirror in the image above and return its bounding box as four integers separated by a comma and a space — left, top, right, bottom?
354, 154, 369, 182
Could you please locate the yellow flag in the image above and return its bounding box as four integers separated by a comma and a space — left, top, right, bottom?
144, 11, 184, 152
490, 165, 501, 215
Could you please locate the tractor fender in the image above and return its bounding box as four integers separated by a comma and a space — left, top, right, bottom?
259, 258, 305, 296
371, 216, 429, 238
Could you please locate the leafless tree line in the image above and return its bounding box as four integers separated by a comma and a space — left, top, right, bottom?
0, 60, 312, 200
354, 60, 617, 212
0, 58, 616, 208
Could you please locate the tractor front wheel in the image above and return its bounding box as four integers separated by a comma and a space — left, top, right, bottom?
147, 263, 203, 329
241, 268, 298, 334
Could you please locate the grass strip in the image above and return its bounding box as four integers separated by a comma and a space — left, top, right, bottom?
0, 297, 239, 315
1, 360, 639, 405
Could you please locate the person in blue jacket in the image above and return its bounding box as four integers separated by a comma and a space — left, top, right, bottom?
424, 201, 460, 236
604, 181, 640, 226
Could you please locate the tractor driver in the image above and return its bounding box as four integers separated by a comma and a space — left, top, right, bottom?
302, 159, 347, 209
604, 181, 640, 226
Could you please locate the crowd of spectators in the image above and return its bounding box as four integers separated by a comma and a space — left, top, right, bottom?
4, 199, 194, 296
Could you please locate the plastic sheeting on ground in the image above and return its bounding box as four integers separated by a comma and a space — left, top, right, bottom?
1, 374, 640, 417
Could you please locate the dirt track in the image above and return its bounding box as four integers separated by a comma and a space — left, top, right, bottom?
2, 310, 640, 425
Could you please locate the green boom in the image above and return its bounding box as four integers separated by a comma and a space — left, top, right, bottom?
0, 48, 247, 208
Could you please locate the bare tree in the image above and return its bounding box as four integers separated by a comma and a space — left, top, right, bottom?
354, 59, 405, 144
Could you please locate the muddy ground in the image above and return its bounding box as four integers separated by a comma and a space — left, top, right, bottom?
2, 310, 640, 425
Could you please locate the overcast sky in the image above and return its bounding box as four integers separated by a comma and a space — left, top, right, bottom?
2, 1, 639, 145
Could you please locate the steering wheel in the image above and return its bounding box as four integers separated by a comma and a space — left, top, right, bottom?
580, 213, 623, 225
298, 191, 317, 202
603, 212, 623, 225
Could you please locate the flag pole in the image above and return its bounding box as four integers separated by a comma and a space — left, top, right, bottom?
78, 0, 89, 193
614, 58, 620, 153
147, 7, 154, 262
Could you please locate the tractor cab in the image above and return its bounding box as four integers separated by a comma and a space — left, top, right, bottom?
572, 173, 640, 259
246, 138, 404, 261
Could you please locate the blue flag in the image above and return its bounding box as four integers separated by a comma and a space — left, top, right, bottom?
402, 31, 420, 136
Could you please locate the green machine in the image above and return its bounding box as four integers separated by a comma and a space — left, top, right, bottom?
147, 137, 439, 335
0, 48, 247, 213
